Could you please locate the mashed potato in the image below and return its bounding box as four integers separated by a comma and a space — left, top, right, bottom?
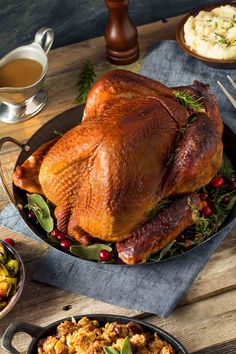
184, 5, 236, 60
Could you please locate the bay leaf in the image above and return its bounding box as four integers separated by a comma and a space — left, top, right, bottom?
70, 244, 112, 260
103, 347, 120, 354
27, 194, 54, 232
121, 337, 133, 354
225, 193, 236, 211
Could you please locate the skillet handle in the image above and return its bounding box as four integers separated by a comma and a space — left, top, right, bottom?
1, 322, 42, 354
0, 137, 30, 206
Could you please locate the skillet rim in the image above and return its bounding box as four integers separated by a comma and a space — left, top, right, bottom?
26, 313, 188, 354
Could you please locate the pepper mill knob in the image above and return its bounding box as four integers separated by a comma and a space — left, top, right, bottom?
104, 0, 139, 65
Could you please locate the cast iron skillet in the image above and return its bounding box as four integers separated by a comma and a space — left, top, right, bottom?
1, 314, 188, 354
0, 105, 235, 264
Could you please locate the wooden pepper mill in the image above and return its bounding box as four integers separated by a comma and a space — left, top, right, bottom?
104, 0, 139, 65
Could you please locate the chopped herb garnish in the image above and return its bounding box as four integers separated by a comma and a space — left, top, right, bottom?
214, 33, 229, 46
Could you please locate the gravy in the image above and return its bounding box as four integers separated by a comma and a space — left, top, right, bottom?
0, 58, 43, 88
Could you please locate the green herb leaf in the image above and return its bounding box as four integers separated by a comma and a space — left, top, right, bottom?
179, 115, 198, 135
26, 194, 54, 232
146, 199, 171, 220
225, 193, 236, 211
214, 33, 229, 46
70, 244, 112, 260
174, 90, 204, 112
47, 233, 60, 246
121, 337, 133, 354
218, 157, 235, 178
76, 60, 96, 104
103, 347, 120, 354
54, 130, 64, 137
149, 240, 176, 262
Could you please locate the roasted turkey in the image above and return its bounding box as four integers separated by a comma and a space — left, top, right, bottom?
12, 70, 223, 264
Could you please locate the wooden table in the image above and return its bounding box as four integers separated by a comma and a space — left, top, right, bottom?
0, 15, 236, 354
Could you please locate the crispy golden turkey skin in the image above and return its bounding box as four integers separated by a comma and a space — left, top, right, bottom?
12, 70, 223, 262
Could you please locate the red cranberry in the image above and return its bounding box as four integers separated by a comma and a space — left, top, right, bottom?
60, 239, 71, 250
222, 195, 230, 204
211, 176, 224, 188
206, 197, 214, 209
202, 206, 212, 217
0, 288, 7, 298
57, 232, 66, 241
183, 239, 193, 250
227, 175, 235, 183
227, 181, 236, 192
28, 210, 36, 220
177, 234, 186, 241
51, 229, 60, 237
99, 249, 111, 262
4, 238, 15, 247
199, 192, 208, 201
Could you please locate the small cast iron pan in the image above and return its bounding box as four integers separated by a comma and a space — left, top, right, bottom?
1, 314, 188, 354
0, 105, 235, 264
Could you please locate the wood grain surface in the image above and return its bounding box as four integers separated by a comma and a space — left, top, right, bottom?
0, 0, 218, 57
0, 14, 235, 354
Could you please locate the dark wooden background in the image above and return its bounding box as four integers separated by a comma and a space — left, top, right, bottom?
0, 0, 223, 56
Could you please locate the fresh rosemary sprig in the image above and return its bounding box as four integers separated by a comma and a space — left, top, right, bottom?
166, 115, 198, 165
179, 115, 197, 135
174, 90, 204, 112
76, 60, 96, 104
146, 199, 172, 220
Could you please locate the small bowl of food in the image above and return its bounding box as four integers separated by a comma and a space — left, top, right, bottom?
0, 240, 25, 319
176, 2, 236, 68
1, 314, 188, 353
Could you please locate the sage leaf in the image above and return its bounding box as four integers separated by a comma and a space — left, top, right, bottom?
225, 193, 236, 211
27, 194, 54, 232
70, 244, 112, 260
121, 337, 133, 354
103, 347, 120, 354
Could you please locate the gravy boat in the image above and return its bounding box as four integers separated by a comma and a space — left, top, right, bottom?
0, 28, 54, 123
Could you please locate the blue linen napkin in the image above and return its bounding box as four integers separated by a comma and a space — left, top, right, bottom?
0, 40, 235, 318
